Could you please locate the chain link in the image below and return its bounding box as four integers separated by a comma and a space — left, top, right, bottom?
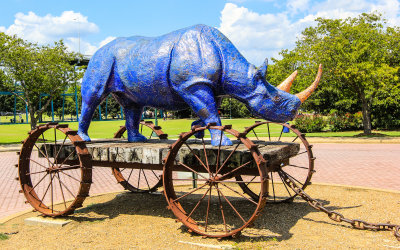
278, 170, 400, 242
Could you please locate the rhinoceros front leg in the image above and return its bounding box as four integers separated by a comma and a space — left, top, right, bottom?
124, 107, 147, 142
179, 84, 232, 146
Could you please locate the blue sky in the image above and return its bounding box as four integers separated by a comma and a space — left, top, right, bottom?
1, 0, 399, 65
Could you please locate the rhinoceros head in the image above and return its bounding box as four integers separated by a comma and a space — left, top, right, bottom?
246, 60, 322, 123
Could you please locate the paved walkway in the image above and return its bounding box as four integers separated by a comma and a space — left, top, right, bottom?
0, 143, 399, 220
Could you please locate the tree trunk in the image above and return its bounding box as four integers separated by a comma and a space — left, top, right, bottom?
360, 93, 372, 135
29, 107, 37, 130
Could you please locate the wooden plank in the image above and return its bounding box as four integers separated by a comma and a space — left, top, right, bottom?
41, 138, 299, 169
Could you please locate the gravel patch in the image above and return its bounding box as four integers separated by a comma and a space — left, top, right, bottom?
0, 184, 399, 249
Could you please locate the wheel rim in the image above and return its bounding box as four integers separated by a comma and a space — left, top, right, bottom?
163, 125, 268, 237
111, 122, 165, 192
236, 121, 315, 203
18, 123, 92, 216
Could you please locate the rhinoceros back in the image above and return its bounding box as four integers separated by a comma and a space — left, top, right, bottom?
83, 24, 250, 110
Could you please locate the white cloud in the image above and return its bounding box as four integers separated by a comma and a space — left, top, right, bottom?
219, 3, 314, 65
99, 36, 116, 48
287, 0, 310, 14
0, 11, 100, 55
218, 1, 400, 65
64, 36, 116, 56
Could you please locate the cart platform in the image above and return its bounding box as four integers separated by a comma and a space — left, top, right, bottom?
44, 138, 299, 171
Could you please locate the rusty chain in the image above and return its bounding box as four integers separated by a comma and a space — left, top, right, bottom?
278, 170, 400, 242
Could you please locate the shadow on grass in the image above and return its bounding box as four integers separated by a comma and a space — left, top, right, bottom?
68, 192, 359, 243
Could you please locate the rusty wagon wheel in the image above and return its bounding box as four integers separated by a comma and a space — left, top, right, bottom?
111, 121, 167, 193
163, 124, 268, 238
18, 123, 92, 216
236, 121, 315, 203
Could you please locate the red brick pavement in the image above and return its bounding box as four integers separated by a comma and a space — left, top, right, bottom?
0, 143, 399, 219
311, 143, 400, 191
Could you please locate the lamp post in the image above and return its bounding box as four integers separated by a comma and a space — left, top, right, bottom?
74, 18, 80, 54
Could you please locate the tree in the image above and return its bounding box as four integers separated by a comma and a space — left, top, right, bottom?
271, 13, 400, 134
0, 33, 84, 129
219, 98, 251, 118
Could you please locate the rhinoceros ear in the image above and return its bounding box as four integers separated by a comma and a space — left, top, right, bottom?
256, 58, 268, 79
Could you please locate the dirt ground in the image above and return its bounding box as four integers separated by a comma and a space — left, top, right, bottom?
0, 184, 399, 249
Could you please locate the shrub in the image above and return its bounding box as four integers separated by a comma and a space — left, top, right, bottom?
328, 112, 363, 132
294, 114, 327, 133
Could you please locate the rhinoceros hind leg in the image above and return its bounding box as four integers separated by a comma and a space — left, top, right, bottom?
178, 84, 232, 146
124, 107, 147, 142
78, 101, 100, 141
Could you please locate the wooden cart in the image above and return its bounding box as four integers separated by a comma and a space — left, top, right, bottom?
17, 121, 314, 238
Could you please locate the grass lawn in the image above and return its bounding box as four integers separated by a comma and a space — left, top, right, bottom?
0, 118, 399, 144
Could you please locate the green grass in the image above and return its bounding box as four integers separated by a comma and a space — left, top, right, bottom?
0, 233, 9, 240
0, 118, 399, 144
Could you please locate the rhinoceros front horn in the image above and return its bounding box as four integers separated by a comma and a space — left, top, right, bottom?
296, 64, 322, 103
277, 70, 298, 93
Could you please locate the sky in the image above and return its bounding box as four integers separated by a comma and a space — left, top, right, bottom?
1, 0, 399, 65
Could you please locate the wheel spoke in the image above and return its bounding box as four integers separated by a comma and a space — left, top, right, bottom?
218, 181, 258, 205
54, 165, 81, 171
201, 137, 210, 173
58, 148, 77, 166
215, 141, 242, 176
215, 130, 223, 174
41, 133, 51, 162
34, 143, 54, 168
38, 173, 56, 209
134, 169, 139, 188
296, 151, 308, 156
204, 186, 212, 232
245, 176, 257, 187
252, 129, 259, 140
282, 170, 304, 187
54, 134, 68, 165
142, 169, 151, 190
278, 126, 284, 141
186, 186, 210, 221
278, 171, 292, 197
173, 183, 208, 202
291, 136, 299, 142
59, 170, 81, 183
216, 184, 228, 232
217, 180, 262, 184
28, 158, 48, 170
218, 160, 253, 180
172, 178, 208, 182
270, 172, 276, 202
267, 123, 271, 141
184, 142, 210, 174
287, 164, 309, 170
56, 172, 67, 209
28, 173, 49, 195
151, 170, 160, 180
53, 128, 57, 166
50, 173, 54, 213
214, 185, 246, 224
58, 176, 77, 199
178, 162, 209, 180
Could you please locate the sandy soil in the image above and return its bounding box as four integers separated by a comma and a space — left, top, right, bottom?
0, 184, 399, 249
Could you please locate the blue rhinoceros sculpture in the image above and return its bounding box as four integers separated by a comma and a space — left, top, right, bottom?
78, 24, 322, 146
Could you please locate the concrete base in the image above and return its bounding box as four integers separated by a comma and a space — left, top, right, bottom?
25, 217, 72, 227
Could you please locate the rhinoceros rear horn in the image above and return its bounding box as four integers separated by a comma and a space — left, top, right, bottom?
295, 64, 322, 103
277, 70, 298, 93
256, 58, 268, 78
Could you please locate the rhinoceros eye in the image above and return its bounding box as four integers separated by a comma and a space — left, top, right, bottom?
272, 95, 281, 103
